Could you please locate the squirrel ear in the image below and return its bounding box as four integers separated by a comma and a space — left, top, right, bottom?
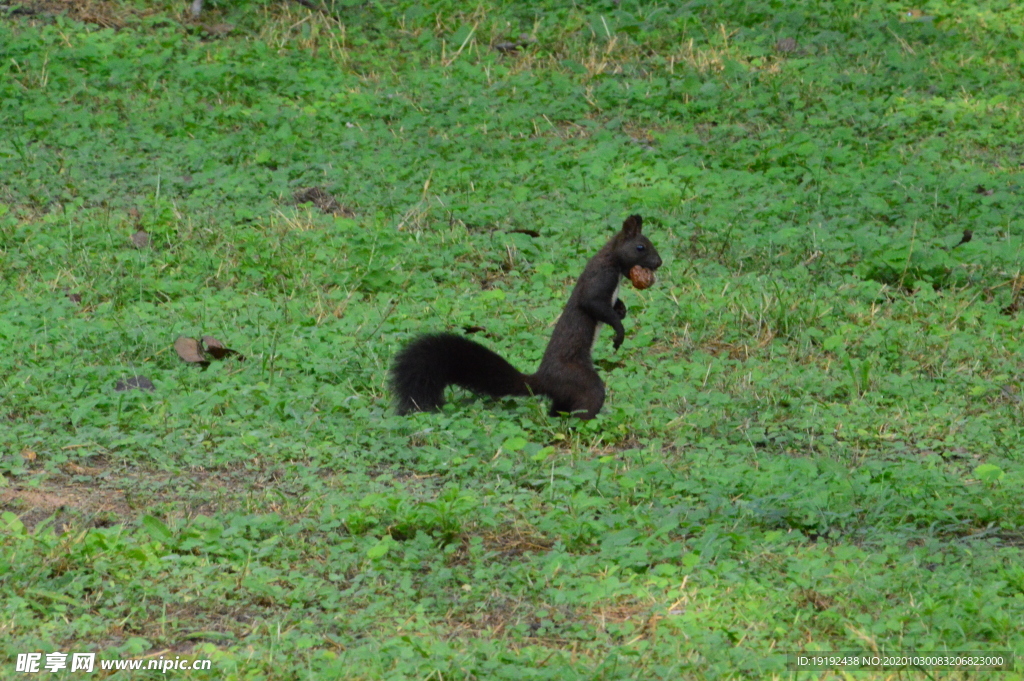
621, 214, 643, 238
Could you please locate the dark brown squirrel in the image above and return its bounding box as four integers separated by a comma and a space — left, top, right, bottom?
390, 215, 663, 419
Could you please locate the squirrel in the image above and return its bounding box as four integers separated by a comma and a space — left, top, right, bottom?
390, 215, 663, 419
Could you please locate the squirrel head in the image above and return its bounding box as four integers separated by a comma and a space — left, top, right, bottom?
612, 214, 663, 275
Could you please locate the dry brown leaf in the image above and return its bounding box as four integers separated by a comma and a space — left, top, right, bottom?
174, 336, 208, 365
201, 336, 245, 361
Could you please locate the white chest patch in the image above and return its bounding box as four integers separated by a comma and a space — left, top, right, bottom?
591, 282, 621, 351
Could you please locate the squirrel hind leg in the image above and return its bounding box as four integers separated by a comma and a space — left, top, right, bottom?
547, 373, 605, 420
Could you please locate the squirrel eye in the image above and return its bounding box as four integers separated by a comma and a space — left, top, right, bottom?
636, 244, 645, 251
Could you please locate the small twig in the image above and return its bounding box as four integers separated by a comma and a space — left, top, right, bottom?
366, 299, 398, 339
442, 24, 477, 67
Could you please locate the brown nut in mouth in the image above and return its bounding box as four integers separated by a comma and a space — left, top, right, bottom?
628, 265, 656, 290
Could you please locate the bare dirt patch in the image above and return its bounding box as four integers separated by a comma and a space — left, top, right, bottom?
0, 482, 131, 531
5, 0, 154, 28
0, 466, 276, 531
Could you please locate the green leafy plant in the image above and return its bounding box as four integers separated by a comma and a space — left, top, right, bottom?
1, 0, 1023, 678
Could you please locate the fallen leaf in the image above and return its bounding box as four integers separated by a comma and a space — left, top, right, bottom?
174, 336, 209, 366
201, 335, 245, 361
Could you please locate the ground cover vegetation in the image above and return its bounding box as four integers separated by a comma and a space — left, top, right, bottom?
1, 0, 1023, 678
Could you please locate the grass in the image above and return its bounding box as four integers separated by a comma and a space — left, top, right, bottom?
1, 0, 1023, 678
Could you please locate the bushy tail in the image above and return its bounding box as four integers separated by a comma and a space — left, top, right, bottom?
390, 333, 532, 414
